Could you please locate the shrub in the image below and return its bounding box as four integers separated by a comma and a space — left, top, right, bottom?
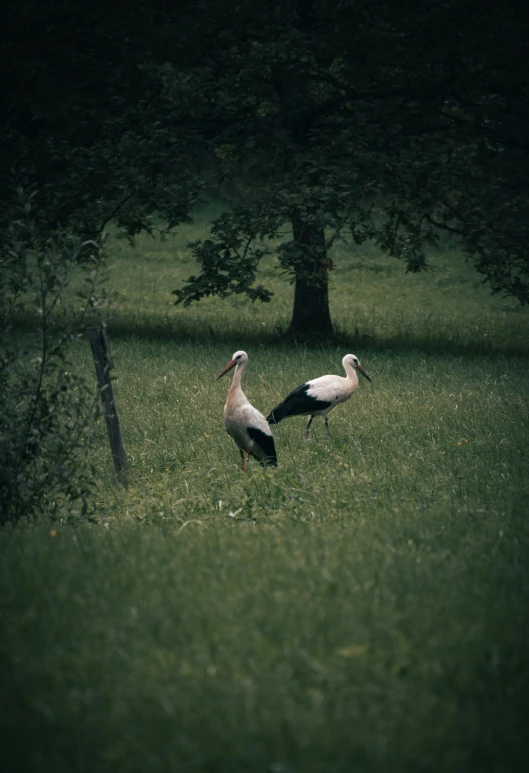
0, 186, 101, 525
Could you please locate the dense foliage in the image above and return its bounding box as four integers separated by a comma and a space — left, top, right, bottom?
168, 0, 529, 336
0, 187, 101, 524
2, 0, 528, 340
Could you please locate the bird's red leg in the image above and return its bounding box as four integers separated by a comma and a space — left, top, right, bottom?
239, 448, 247, 471
246, 447, 251, 467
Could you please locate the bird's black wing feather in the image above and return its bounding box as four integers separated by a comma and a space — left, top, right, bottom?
267, 383, 331, 423
283, 381, 311, 401
247, 426, 277, 465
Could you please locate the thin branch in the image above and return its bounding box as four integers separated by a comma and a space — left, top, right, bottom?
16, 244, 49, 477
99, 191, 134, 233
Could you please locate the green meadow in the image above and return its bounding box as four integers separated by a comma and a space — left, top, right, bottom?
1, 206, 529, 772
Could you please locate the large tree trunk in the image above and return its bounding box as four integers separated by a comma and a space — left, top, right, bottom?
286, 215, 334, 342
271, 3, 334, 342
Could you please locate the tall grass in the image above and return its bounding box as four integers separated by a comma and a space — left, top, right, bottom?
1, 204, 529, 772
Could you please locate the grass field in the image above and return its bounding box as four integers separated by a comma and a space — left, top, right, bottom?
1, 205, 529, 772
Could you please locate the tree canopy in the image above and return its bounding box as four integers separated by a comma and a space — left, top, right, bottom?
2, 0, 528, 339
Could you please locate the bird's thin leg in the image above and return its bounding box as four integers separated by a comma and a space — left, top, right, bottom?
325, 416, 331, 435
239, 448, 247, 471
246, 447, 252, 466
304, 416, 313, 439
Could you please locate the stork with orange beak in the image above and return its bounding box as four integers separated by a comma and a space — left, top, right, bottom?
267, 354, 372, 438
216, 350, 277, 469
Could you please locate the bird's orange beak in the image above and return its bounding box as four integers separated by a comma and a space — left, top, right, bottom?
358, 364, 372, 383
216, 359, 237, 380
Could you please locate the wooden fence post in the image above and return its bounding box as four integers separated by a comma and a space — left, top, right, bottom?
88, 325, 128, 480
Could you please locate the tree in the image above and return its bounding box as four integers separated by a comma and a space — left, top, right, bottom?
3, 0, 528, 342
376, 0, 529, 304
0, 0, 206, 237
167, 0, 529, 337
1, 1, 216, 522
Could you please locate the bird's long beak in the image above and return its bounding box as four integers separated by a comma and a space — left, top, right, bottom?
358, 364, 372, 383
216, 359, 237, 380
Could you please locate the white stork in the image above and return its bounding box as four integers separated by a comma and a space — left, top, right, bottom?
216, 350, 277, 469
267, 354, 371, 438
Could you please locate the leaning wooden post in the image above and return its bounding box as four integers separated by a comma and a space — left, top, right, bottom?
88, 325, 128, 481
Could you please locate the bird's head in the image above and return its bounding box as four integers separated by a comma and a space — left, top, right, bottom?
216, 350, 248, 380
344, 353, 372, 382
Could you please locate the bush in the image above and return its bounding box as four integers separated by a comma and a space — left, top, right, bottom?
0, 186, 102, 525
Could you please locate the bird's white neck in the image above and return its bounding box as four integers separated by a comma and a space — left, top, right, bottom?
228, 360, 247, 398
342, 358, 359, 388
